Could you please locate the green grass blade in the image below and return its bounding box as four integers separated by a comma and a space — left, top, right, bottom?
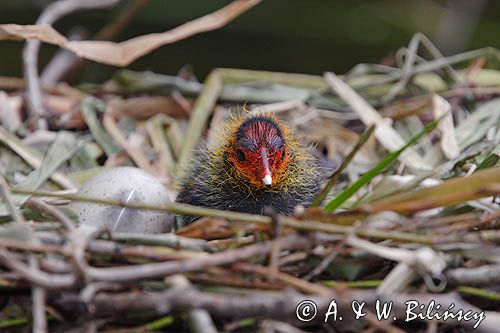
311, 124, 375, 207
146, 315, 174, 330
458, 286, 500, 301
323, 119, 440, 212
476, 141, 500, 172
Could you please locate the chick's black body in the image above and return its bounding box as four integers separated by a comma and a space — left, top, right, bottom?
176, 114, 321, 225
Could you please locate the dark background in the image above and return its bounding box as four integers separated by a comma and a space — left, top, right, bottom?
0, 0, 498, 82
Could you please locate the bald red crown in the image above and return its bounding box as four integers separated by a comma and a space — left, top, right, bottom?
228, 115, 289, 189
236, 116, 285, 150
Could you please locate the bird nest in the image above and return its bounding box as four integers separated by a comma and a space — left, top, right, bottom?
0, 2, 500, 332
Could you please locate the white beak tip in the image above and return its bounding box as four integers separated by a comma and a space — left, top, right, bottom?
262, 175, 272, 186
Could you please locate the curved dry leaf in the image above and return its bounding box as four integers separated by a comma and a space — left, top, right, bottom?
324, 72, 431, 172
364, 167, 500, 214
0, 0, 261, 67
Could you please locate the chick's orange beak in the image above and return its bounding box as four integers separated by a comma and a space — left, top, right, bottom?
261, 147, 272, 186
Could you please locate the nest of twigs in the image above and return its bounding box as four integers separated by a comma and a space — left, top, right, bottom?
1, 1, 500, 332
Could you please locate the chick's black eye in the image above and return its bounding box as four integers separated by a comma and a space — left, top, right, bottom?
236, 149, 246, 162
280, 149, 286, 161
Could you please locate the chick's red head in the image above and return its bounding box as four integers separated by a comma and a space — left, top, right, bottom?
228, 114, 290, 189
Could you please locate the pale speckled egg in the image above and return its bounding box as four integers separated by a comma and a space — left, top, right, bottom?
71, 167, 173, 233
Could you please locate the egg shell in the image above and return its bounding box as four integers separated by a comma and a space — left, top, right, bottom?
71, 167, 173, 233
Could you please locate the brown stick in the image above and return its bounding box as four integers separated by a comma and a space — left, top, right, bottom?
1, 234, 312, 288
0, 248, 76, 289
30, 256, 48, 333
0, 175, 48, 331
87, 234, 313, 282
233, 263, 331, 295
54, 287, 497, 333
25, 197, 76, 231
447, 264, 500, 286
